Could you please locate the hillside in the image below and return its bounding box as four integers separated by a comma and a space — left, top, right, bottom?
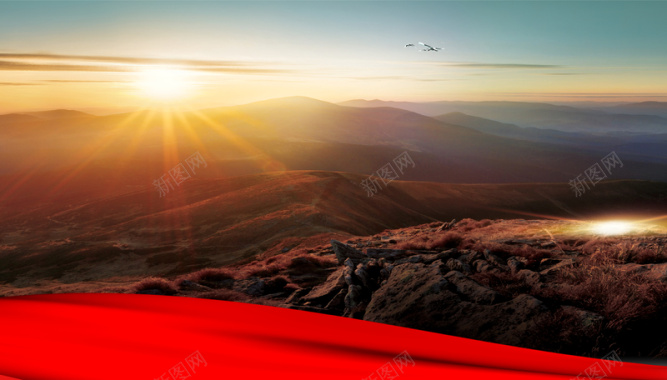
1, 170, 666, 295
2, 97, 667, 206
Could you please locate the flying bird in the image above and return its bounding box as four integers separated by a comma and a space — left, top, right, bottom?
418, 42, 442, 52
405, 43, 415, 47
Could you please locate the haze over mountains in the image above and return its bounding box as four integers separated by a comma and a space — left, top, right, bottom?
340, 99, 667, 135
1, 96, 666, 203
1, 96, 666, 297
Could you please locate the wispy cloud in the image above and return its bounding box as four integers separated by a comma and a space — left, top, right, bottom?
0, 60, 130, 72
540, 73, 581, 76
444, 63, 562, 69
0, 52, 293, 75
41, 79, 129, 83
0, 81, 42, 86
346, 76, 450, 82
0, 53, 259, 67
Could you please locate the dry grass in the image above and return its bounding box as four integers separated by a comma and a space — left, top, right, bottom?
537, 255, 667, 331
460, 240, 553, 266
239, 251, 337, 278
396, 231, 463, 250
455, 218, 493, 232
581, 238, 666, 264
131, 277, 177, 295
180, 268, 236, 283
196, 289, 250, 302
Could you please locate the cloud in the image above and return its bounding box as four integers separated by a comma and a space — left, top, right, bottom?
346, 76, 449, 82
0, 82, 42, 86
0, 53, 258, 67
443, 63, 562, 69
0, 60, 131, 72
0, 53, 292, 75
41, 79, 129, 83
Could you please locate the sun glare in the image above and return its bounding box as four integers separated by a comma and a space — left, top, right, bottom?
134, 67, 194, 100
591, 221, 635, 236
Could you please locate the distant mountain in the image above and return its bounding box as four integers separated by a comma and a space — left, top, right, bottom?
435, 112, 585, 143
1, 96, 666, 208
340, 99, 667, 134
23, 109, 93, 119
605, 102, 667, 118
0, 113, 39, 125
435, 112, 667, 162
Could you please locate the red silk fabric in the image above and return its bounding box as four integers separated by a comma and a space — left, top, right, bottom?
0, 293, 663, 379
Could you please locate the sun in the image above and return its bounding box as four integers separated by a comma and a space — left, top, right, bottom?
591, 221, 634, 236
134, 67, 194, 100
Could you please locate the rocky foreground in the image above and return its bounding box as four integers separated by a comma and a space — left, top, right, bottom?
131, 219, 667, 359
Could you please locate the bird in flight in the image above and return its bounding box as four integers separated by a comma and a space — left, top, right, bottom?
405, 43, 415, 47
418, 42, 442, 52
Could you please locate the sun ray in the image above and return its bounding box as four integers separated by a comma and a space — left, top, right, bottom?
45, 108, 151, 197
187, 109, 286, 173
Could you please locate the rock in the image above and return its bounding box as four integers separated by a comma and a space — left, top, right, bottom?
199, 278, 235, 289
483, 249, 508, 269
436, 219, 457, 232
436, 249, 457, 262
286, 305, 341, 316
364, 263, 451, 324
285, 287, 310, 304
331, 240, 366, 264
444, 271, 501, 305
136, 289, 165, 296
233, 278, 265, 297
354, 264, 371, 288
325, 288, 348, 310
473, 259, 491, 273
446, 258, 472, 274
364, 263, 551, 348
264, 277, 288, 294
507, 257, 525, 274
301, 268, 346, 306
408, 255, 422, 263
365, 248, 411, 260
466, 250, 484, 264
517, 269, 542, 288
539, 259, 574, 277
178, 280, 211, 292
380, 264, 394, 281
344, 284, 364, 309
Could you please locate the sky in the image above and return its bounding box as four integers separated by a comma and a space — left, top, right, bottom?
0, 0, 666, 113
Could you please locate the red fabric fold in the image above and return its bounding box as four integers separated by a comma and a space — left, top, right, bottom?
0, 294, 663, 379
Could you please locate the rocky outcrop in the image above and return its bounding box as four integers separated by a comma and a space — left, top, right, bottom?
300, 268, 346, 306
363, 261, 550, 347
331, 240, 366, 264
